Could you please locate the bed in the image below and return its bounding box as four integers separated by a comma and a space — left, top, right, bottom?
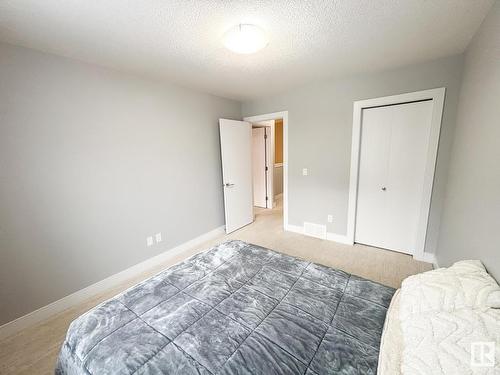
378, 260, 500, 375
56, 240, 396, 374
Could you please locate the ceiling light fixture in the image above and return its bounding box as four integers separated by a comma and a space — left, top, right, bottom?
223, 24, 268, 54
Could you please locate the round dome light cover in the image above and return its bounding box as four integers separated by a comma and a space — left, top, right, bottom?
223, 24, 268, 54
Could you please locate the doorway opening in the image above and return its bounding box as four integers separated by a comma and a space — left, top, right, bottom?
250, 119, 283, 211
219, 111, 290, 233
245, 112, 287, 231
218, 112, 287, 234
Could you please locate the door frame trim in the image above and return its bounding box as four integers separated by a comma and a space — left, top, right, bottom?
244, 111, 288, 230
346, 88, 446, 260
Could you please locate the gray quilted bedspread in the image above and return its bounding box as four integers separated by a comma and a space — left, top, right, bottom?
56, 240, 395, 375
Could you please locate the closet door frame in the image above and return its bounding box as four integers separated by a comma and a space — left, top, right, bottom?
346, 88, 446, 261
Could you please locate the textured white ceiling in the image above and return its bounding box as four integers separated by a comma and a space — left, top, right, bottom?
0, 0, 494, 100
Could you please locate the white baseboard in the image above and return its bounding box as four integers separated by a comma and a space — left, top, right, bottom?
285, 224, 353, 245
285, 224, 304, 234
0, 225, 225, 341
326, 232, 353, 245
287, 223, 437, 267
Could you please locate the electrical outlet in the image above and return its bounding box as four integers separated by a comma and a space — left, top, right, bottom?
302, 168, 308, 176
155, 232, 162, 243
146, 236, 154, 247
327, 215, 333, 223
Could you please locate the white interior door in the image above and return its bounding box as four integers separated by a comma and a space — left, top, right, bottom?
355, 100, 433, 254
219, 119, 253, 233
252, 127, 267, 208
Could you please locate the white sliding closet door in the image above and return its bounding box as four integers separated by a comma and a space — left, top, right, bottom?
355, 100, 433, 254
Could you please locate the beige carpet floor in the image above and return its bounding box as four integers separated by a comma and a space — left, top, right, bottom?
0, 198, 431, 374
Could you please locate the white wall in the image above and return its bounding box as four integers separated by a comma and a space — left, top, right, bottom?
274, 166, 283, 196
242, 55, 464, 253
436, 3, 500, 280
0, 42, 241, 325
2, 3, 496, 325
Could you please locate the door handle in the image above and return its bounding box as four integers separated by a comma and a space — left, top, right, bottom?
224, 183, 235, 187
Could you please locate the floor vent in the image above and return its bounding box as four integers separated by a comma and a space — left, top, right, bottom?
303, 222, 327, 239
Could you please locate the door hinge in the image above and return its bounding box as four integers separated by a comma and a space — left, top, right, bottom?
265, 196, 268, 200
264, 134, 268, 139
265, 166, 268, 171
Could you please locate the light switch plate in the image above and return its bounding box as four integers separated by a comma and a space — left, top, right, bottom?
146, 236, 154, 247
327, 215, 333, 223
302, 168, 308, 176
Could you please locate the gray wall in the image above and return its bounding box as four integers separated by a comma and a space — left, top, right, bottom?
242, 55, 464, 254
0, 43, 241, 325
436, 3, 500, 280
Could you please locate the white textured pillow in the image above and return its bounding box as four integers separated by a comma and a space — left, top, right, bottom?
401, 307, 500, 375
400, 260, 500, 320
